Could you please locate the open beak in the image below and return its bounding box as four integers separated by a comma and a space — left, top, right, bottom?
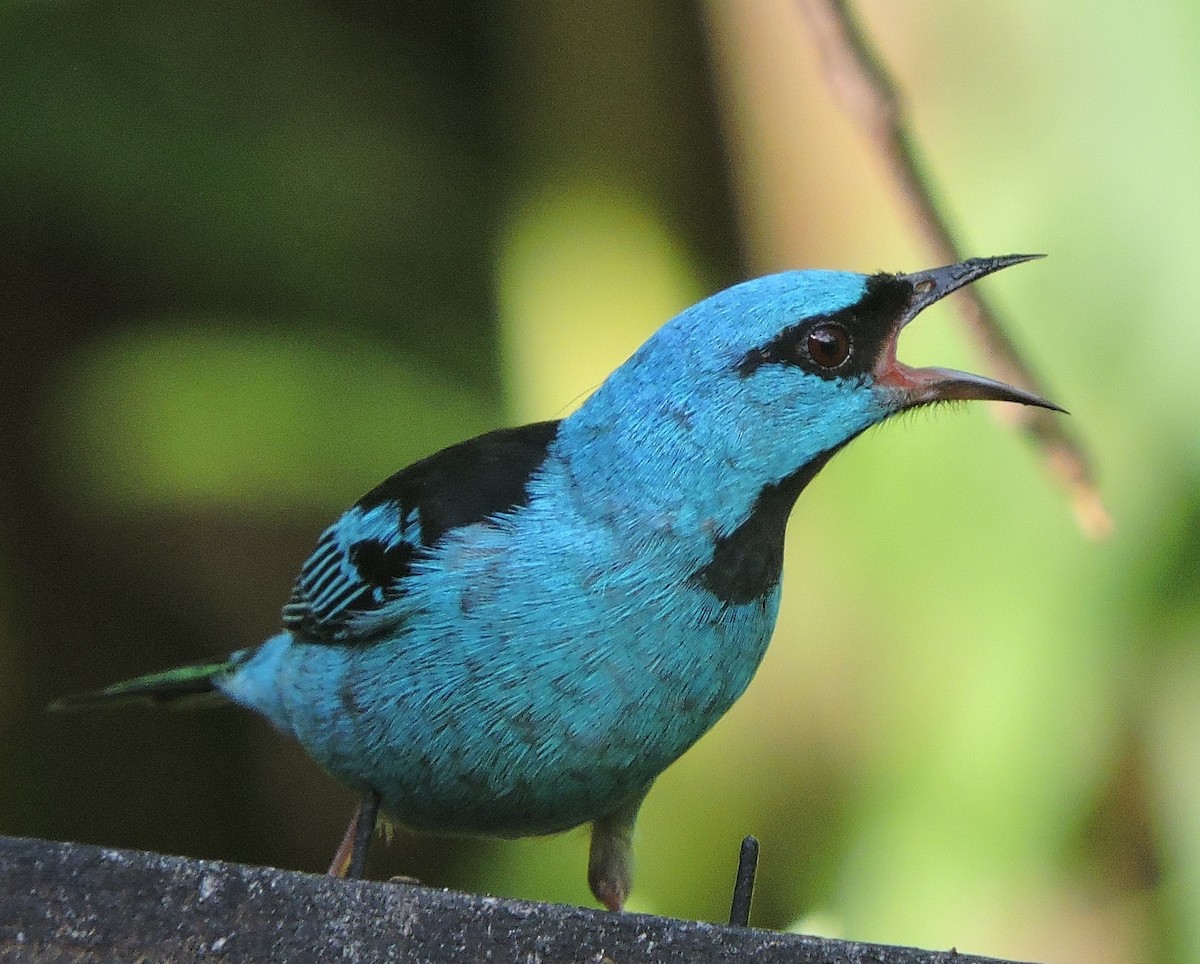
876, 254, 1065, 413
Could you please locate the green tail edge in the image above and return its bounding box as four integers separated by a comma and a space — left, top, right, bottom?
49, 656, 240, 711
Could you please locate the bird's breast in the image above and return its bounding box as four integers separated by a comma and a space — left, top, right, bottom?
270, 496, 783, 836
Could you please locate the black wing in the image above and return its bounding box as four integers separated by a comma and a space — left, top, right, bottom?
282, 420, 561, 642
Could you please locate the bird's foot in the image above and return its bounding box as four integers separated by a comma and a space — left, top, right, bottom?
590, 874, 628, 914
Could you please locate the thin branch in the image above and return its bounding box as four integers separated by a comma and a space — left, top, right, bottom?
797, 0, 1111, 538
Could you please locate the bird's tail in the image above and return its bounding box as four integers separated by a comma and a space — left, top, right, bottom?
49, 654, 243, 711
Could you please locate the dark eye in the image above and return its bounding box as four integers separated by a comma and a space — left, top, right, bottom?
805, 323, 852, 369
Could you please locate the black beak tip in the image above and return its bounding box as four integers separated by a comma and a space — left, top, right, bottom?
1023, 394, 1069, 416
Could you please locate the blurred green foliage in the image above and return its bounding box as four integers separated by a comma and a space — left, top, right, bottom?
2, 2, 1198, 963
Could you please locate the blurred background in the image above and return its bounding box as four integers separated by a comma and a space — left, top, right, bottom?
1, 1, 1196, 961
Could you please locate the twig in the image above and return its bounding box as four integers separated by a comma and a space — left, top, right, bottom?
796, 0, 1111, 538
729, 835, 760, 927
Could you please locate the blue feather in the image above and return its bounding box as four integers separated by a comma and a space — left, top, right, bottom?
65, 256, 1058, 911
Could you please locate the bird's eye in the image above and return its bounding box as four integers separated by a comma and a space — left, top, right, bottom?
805, 323, 852, 369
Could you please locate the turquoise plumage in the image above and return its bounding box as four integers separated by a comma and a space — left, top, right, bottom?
56, 255, 1061, 911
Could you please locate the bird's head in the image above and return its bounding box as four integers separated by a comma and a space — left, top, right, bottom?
711, 254, 1061, 456
565, 255, 1061, 536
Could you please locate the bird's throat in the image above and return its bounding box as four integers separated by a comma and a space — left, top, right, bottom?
689, 444, 845, 604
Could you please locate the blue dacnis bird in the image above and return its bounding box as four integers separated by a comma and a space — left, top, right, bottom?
57, 254, 1061, 911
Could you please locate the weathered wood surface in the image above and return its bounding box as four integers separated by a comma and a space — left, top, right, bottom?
0, 836, 1033, 963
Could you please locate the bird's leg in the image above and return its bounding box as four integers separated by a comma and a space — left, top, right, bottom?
348, 788, 381, 878
588, 790, 648, 912
327, 789, 381, 879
